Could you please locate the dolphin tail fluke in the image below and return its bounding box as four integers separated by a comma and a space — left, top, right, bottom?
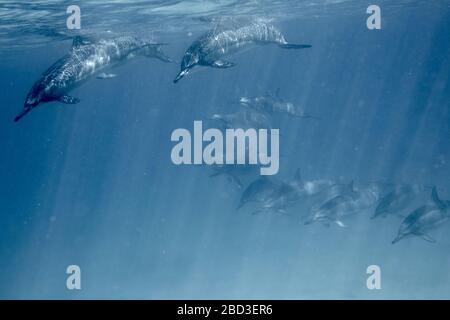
14, 108, 31, 122
279, 43, 312, 49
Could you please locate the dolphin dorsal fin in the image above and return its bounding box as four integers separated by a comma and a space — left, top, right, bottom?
268, 88, 282, 101
348, 180, 355, 193
275, 88, 281, 99
294, 168, 302, 184
431, 186, 446, 210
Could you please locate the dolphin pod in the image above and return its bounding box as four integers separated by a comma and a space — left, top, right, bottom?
15, 36, 174, 122
17, 20, 311, 121
219, 167, 449, 244
16, 20, 449, 245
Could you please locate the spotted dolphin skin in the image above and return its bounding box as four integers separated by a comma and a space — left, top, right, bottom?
15, 36, 173, 122
173, 20, 311, 83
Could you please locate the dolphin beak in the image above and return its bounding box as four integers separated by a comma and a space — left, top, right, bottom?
173, 69, 189, 83
391, 235, 401, 244
14, 107, 32, 122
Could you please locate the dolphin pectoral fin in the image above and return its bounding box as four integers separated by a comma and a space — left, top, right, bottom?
417, 233, 436, 243
14, 108, 32, 122
210, 60, 235, 68
278, 43, 312, 49
58, 95, 80, 104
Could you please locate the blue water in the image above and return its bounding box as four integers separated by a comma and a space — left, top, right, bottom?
1, 0, 450, 299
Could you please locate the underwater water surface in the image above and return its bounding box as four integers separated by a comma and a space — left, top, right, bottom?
0, 0, 450, 299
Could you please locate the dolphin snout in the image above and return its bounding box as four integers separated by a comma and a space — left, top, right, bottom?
391, 235, 402, 244
173, 69, 189, 83
14, 107, 32, 122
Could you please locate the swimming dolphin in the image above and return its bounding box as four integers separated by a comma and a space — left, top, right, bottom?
239, 89, 320, 120
211, 109, 271, 130
372, 184, 424, 219
173, 20, 311, 82
253, 182, 299, 215
305, 182, 380, 227
15, 36, 174, 122
238, 169, 328, 215
237, 176, 284, 210
392, 187, 450, 244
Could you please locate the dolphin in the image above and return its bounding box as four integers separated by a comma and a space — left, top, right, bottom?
305, 182, 380, 227
392, 187, 450, 244
211, 109, 271, 130
173, 20, 311, 82
238, 169, 325, 215
239, 90, 320, 120
15, 36, 174, 122
372, 184, 424, 219
254, 182, 299, 215
237, 176, 284, 210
